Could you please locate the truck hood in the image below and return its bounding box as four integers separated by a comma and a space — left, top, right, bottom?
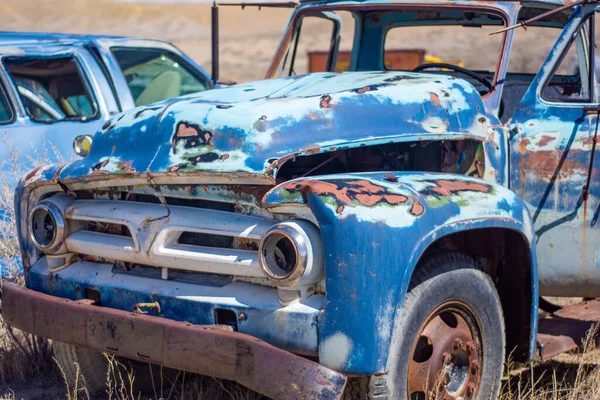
51, 71, 490, 184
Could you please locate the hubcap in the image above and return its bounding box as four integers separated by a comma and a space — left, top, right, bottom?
408, 303, 482, 400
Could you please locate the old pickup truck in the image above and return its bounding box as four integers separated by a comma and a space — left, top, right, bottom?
4, 0, 600, 399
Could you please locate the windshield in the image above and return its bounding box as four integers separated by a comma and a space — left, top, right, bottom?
112, 47, 211, 107
273, 7, 508, 95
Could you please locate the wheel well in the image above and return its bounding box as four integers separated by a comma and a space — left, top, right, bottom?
418, 228, 533, 362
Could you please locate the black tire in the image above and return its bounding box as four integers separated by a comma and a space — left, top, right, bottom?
345, 252, 505, 400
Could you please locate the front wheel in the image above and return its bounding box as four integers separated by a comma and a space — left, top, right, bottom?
351, 253, 505, 400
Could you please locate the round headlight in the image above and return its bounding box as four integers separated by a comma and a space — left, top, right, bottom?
29, 201, 66, 253
259, 221, 323, 286
73, 135, 93, 157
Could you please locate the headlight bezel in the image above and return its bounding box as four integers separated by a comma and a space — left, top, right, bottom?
258, 220, 323, 287
29, 200, 67, 254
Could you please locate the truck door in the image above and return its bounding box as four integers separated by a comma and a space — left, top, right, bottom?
509, 9, 600, 297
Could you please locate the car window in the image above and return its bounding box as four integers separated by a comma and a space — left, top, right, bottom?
281, 11, 355, 76
0, 82, 13, 124
542, 17, 592, 103
3, 57, 97, 123
111, 47, 210, 107
384, 20, 504, 74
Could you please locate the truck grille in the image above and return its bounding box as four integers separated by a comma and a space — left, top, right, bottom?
56, 195, 274, 279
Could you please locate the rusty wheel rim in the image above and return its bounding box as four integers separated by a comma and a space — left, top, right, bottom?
407, 302, 482, 400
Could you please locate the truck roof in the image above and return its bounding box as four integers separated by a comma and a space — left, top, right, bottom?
0, 31, 155, 47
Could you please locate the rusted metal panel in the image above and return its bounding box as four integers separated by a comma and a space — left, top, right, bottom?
2, 284, 346, 400
536, 299, 600, 360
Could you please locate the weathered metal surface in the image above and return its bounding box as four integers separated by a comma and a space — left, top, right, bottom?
263, 172, 537, 373
537, 299, 600, 360
408, 303, 482, 400
28, 258, 324, 356
3, 283, 346, 400
25, 71, 494, 185
13, 0, 600, 385
508, 3, 600, 298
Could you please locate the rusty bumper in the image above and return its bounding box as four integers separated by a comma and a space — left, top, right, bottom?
2, 284, 346, 400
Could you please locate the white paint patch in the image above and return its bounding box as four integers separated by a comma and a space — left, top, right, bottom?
320, 332, 353, 370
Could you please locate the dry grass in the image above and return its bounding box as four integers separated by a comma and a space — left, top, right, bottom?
0, 319, 599, 399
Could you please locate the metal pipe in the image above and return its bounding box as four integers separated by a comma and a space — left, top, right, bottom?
211, 2, 219, 84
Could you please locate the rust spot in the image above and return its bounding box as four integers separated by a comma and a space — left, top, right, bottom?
518, 138, 531, 155
536, 135, 556, 147
176, 123, 199, 138
301, 145, 321, 155
319, 95, 333, 109
356, 86, 371, 94
283, 180, 408, 208
384, 173, 398, 182
25, 166, 42, 182
220, 154, 230, 160
431, 180, 491, 196
518, 149, 588, 181
172, 121, 215, 151
478, 117, 486, 124
410, 200, 425, 216
336, 205, 344, 213
119, 161, 135, 172
216, 104, 232, 109
169, 165, 180, 172
429, 92, 441, 106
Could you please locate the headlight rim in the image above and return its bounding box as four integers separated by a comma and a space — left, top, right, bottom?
258, 221, 316, 286
29, 200, 66, 254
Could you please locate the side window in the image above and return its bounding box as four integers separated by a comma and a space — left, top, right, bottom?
111, 48, 210, 107
280, 11, 355, 76
542, 17, 592, 102
0, 81, 14, 124
4, 57, 97, 123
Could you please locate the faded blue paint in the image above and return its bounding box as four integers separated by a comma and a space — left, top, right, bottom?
44, 71, 497, 183
28, 258, 322, 355
264, 172, 537, 372
17, 0, 600, 382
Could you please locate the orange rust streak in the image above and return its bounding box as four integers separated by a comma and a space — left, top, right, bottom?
432, 180, 491, 196
176, 124, 198, 138
346, 180, 386, 193
536, 135, 556, 147
519, 137, 531, 155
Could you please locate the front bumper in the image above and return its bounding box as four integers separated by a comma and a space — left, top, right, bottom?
2, 284, 346, 400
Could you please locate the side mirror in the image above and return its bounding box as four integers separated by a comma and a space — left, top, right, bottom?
73, 135, 93, 157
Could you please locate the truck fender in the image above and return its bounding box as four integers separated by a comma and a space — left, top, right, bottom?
263, 172, 538, 374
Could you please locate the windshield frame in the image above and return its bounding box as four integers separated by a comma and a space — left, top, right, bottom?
267, 2, 517, 113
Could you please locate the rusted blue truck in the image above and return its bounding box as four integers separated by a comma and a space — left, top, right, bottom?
4, 0, 600, 399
